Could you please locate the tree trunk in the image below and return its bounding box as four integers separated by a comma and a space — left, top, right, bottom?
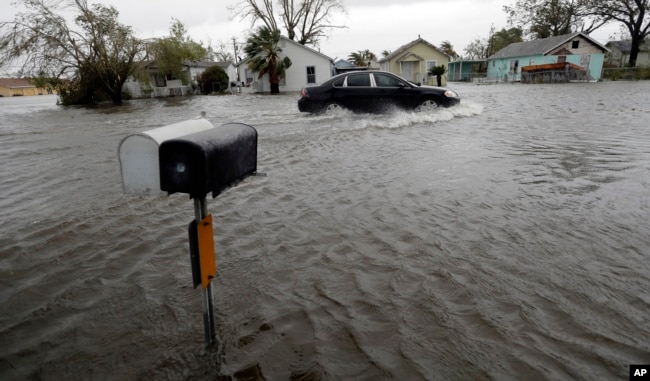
629, 35, 641, 67
270, 82, 280, 94
436, 75, 442, 86
108, 79, 126, 105
111, 91, 123, 105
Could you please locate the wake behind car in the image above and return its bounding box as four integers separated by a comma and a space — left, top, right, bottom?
298, 70, 460, 114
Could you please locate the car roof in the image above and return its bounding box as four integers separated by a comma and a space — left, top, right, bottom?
325, 70, 400, 82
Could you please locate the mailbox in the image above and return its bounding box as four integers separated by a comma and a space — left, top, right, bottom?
159, 123, 258, 198
118, 117, 214, 195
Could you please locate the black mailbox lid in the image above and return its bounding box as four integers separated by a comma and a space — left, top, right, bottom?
159, 123, 257, 198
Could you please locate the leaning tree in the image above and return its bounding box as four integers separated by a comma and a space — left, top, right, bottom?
244, 26, 292, 94
0, 0, 147, 105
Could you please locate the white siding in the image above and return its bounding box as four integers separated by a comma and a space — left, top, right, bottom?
238, 37, 334, 93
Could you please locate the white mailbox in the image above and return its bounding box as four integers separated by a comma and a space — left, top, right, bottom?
118, 117, 214, 195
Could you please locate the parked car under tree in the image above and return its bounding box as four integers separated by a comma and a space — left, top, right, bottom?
297, 70, 460, 114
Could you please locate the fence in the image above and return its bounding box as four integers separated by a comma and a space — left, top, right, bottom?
521, 69, 593, 83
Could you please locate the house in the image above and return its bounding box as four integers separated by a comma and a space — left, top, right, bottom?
189, 61, 238, 87
605, 40, 650, 67
124, 60, 237, 98
448, 59, 487, 82
487, 32, 609, 82
334, 59, 368, 74
238, 36, 334, 93
378, 36, 452, 86
0, 78, 54, 97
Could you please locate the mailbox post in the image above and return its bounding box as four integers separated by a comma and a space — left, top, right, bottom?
118, 118, 258, 346
193, 196, 217, 345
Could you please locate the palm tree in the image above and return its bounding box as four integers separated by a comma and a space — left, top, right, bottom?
440, 41, 458, 59
428, 64, 447, 86
244, 27, 292, 94
348, 50, 377, 67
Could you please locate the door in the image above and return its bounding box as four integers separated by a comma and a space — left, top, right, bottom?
339, 73, 374, 111
372, 72, 416, 110
401, 62, 415, 82
580, 55, 590, 71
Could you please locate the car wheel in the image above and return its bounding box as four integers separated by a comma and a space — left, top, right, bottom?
322, 101, 345, 114
416, 98, 439, 112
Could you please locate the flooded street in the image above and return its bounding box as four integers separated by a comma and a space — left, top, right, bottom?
1, 81, 649, 380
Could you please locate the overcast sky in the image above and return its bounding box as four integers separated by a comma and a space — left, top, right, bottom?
2, 0, 621, 66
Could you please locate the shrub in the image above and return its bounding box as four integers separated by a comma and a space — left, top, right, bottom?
198, 66, 229, 94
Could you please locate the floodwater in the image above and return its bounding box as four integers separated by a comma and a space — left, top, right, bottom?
1, 81, 649, 381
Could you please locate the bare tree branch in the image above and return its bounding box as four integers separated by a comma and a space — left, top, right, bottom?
230, 0, 346, 46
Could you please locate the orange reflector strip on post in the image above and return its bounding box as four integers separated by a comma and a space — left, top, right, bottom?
197, 214, 217, 288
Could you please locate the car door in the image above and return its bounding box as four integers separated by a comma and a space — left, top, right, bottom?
372, 73, 416, 110
338, 73, 374, 112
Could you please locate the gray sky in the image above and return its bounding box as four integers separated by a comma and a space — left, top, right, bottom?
1, 0, 621, 67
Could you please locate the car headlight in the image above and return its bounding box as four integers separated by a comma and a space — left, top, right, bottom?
444, 90, 459, 98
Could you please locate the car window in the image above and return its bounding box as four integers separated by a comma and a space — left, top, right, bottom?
374, 73, 403, 87
332, 77, 345, 87
346, 74, 370, 87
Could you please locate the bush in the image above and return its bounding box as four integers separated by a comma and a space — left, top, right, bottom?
198, 66, 229, 94
602, 66, 650, 81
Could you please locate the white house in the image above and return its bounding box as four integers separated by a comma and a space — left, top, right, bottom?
125, 60, 237, 98
237, 36, 334, 93
605, 40, 650, 67
189, 61, 237, 87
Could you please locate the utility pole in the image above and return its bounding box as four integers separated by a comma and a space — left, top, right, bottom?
232, 37, 239, 66
232, 37, 240, 82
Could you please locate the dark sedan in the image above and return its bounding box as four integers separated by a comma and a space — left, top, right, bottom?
298, 70, 460, 114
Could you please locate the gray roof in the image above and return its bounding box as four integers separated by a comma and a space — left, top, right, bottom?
606, 40, 650, 53
192, 61, 234, 68
606, 40, 632, 53
489, 32, 608, 59
335, 59, 356, 68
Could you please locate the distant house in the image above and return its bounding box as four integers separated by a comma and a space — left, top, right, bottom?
605, 40, 650, 67
487, 32, 609, 82
334, 59, 367, 74
448, 59, 487, 82
378, 36, 452, 86
238, 36, 334, 93
0, 78, 54, 97
189, 61, 238, 88
124, 60, 237, 98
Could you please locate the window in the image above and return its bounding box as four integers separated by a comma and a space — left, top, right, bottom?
572, 40, 580, 49
306, 66, 316, 84
346, 74, 370, 87
426, 60, 438, 72
332, 77, 345, 87
374, 73, 403, 87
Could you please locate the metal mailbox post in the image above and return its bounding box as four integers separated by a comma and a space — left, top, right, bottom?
118, 117, 258, 346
